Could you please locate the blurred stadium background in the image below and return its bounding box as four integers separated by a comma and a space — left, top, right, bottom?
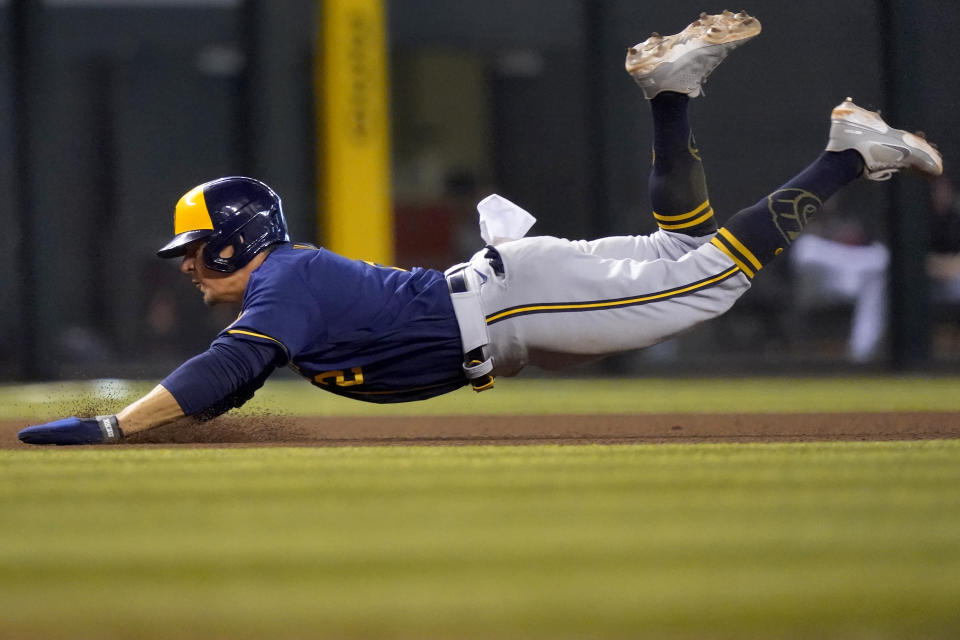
2, 0, 959, 383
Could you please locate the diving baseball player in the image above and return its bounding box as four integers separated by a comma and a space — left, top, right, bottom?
20, 10, 943, 445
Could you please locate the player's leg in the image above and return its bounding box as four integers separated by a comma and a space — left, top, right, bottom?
582, 11, 761, 262
646, 91, 714, 237
710, 98, 942, 281
477, 233, 749, 376
631, 11, 760, 240
479, 99, 942, 377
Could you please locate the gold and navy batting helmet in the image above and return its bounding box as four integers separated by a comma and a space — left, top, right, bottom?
157, 176, 289, 272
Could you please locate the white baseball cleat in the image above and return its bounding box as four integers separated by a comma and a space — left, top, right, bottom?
825, 97, 943, 181
625, 10, 761, 99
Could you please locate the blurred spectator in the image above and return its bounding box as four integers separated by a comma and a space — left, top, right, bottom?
789, 212, 889, 362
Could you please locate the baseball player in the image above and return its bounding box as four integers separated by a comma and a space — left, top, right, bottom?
20, 10, 942, 445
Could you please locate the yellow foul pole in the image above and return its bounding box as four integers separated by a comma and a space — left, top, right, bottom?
317, 0, 393, 263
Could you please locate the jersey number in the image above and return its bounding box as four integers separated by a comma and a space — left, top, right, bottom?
313, 367, 364, 387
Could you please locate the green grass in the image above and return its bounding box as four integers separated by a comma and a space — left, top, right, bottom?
2, 440, 960, 639
3, 378, 959, 638
3, 375, 960, 418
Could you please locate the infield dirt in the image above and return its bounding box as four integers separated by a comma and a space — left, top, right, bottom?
2, 412, 959, 448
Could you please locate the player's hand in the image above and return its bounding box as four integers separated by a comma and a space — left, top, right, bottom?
18, 416, 124, 446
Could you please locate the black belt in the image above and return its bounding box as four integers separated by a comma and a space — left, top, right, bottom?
447, 270, 495, 392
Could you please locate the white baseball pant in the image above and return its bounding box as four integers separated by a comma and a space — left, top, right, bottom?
461, 230, 751, 377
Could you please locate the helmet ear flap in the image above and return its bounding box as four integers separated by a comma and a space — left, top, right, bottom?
201, 243, 229, 273
202, 231, 245, 273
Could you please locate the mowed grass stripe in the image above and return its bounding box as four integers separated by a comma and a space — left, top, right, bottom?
1, 441, 959, 639
3, 376, 960, 418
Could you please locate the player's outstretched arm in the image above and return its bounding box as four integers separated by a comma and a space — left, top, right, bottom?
17, 384, 185, 446
116, 384, 186, 434
18, 337, 282, 446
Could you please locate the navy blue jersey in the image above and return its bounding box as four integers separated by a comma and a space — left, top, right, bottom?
218, 243, 467, 402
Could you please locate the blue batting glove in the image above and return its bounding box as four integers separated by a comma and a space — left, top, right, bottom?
18, 416, 123, 446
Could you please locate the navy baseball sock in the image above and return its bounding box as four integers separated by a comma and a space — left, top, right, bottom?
711, 149, 864, 278
648, 91, 716, 236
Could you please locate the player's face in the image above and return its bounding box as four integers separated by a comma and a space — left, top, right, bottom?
180, 241, 247, 306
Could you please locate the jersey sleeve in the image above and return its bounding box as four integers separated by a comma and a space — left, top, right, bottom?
160, 336, 285, 420
220, 263, 324, 361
